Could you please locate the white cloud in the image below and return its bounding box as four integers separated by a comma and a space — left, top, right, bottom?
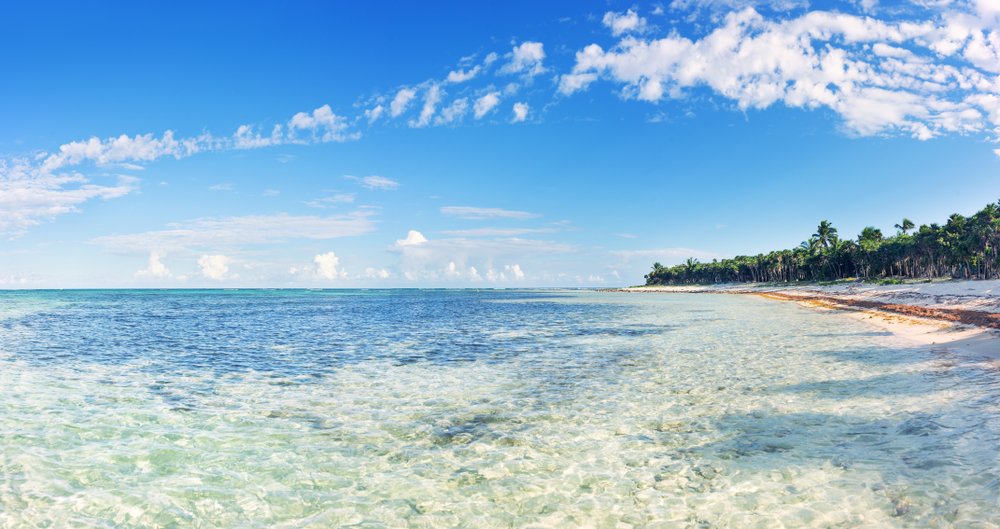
395, 230, 429, 247
39, 130, 213, 174
390, 88, 417, 117
441, 206, 540, 220
0, 274, 31, 286
198, 254, 233, 280
93, 211, 376, 253
412, 85, 443, 128
286, 104, 353, 143
0, 163, 136, 237
500, 41, 547, 76
304, 193, 355, 208
313, 252, 346, 279
365, 104, 385, 123
511, 102, 530, 123
135, 252, 171, 278
391, 229, 571, 283
365, 267, 391, 279
666, 0, 810, 19
505, 263, 525, 280
208, 183, 234, 191
347, 175, 400, 190
436, 98, 470, 124
2, 99, 368, 236
447, 65, 481, 83
474, 92, 502, 118
232, 124, 280, 150
561, 6, 1000, 140
602, 9, 650, 36
441, 227, 553, 237
13, 2, 1000, 243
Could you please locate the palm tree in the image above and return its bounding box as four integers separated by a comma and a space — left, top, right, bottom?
643, 200, 1000, 286
858, 226, 883, 248
684, 257, 699, 278
813, 220, 838, 251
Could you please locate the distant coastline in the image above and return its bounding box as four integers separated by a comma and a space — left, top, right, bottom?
643, 201, 1000, 286
605, 279, 1000, 359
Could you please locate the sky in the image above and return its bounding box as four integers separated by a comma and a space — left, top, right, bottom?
3, 0, 1000, 288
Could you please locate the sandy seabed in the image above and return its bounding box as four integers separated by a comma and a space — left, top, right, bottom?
611, 279, 1000, 360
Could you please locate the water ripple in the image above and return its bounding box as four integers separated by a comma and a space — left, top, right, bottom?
0, 290, 998, 527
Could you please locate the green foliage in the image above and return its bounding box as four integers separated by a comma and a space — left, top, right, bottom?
645, 200, 1000, 285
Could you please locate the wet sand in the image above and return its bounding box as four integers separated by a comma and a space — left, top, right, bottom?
607, 280, 1000, 359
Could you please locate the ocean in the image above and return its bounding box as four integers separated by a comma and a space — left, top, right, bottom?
1, 289, 998, 527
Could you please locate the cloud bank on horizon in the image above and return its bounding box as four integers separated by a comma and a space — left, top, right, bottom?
3, 0, 1000, 286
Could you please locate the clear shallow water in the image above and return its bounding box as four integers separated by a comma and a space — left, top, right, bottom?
1, 289, 999, 528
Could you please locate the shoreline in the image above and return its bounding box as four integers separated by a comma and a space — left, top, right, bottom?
605, 280, 1000, 359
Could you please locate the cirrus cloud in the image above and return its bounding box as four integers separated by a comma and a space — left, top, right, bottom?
93, 211, 377, 253
440, 206, 540, 220
346, 175, 400, 190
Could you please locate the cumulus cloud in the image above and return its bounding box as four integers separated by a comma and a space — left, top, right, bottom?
500, 41, 547, 76
412, 85, 443, 128
511, 102, 530, 123
36, 104, 353, 176
12, 1, 1000, 242
198, 254, 233, 280
441, 206, 540, 220
1, 100, 364, 236
364, 104, 385, 123
38, 131, 214, 174
313, 251, 346, 279
390, 88, 417, 117
504, 263, 526, 280
286, 104, 353, 143
602, 9, 650, 36
474, 92, 502, 118
395, 230, 429, 247
447, 65, 481, 83
562, 6, 1000, 140
365, 267, 392, 279
391, 228, 567, 283
437, 98, 470, 124
135, 252, 172, 278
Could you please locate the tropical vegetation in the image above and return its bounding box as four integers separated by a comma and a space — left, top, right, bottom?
645, 200, 1000, 285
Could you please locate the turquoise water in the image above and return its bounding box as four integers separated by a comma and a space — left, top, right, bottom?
1, 290, 998, 528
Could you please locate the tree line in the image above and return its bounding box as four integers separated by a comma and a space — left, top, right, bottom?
645, 200, 1000, 285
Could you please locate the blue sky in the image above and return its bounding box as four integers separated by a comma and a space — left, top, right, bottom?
3, 0, 1000, 287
